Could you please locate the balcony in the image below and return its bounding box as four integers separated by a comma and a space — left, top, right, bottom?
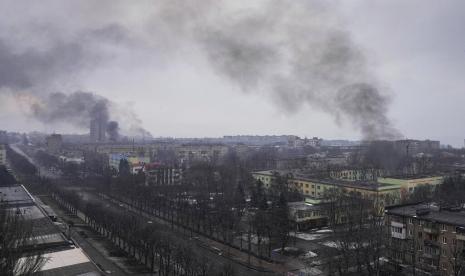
424, 239, 439, 248
423, 225, 439, 234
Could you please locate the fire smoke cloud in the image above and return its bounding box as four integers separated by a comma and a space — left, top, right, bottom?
151, 0, 401, 140
0, 1, 401, 140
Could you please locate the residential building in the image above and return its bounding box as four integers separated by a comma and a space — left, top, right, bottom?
378, 175, 444, 200
385, 203, 465, 276
45, 134, 63, 154
252, 170, 401, 206
89, 114, 107, 143
330, 168, 386, 182
288, 202, 327, 230
109, 153, 150, 173
394, 139, 441, 156
145, 163, 183, 186
175, 144, 229, 164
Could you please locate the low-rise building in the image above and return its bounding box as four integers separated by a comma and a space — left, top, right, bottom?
45, 134, 63, 154
252, 170, 401, 206
253, 171, 444, 206
109, 153, 150, 173
145, 163, 183, 186
288, 202, 326, 230
378, 175, 444, 200
385, 203, 465, 276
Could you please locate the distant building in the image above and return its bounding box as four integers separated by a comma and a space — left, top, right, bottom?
175, 144, 228, 164
378, 175, 444, 200
252, 170, 401, 206
394, 139, 440, 156
330, 168, 386, 182
253, 171, 444, 204
45, 134, 63, 154
90, 115, 107, 143
0, 144, 6, 166
288, 202, 327, 230
109, 153, 150, 173
385, 203, 465, 275
145, 163, 182, 186
0, 130, 8, 144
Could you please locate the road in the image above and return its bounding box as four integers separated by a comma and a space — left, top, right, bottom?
40, 194, 151, 276
80, 191, 278, 276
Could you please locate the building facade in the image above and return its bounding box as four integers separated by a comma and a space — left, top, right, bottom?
45, 134, 63, 154
386, 203, 465, 276
145, 163, 182, 186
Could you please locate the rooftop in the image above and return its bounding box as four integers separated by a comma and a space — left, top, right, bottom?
253, 170, 399, 191
0, 185, 34, 207
386, 203, 465, 227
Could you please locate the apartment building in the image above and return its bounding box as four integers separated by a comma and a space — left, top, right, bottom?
252, 170, 401, 205
385, 203, 465, 276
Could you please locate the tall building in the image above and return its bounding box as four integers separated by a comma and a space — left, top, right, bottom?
90, 117, 107, 143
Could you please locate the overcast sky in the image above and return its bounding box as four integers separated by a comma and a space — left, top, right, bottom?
0, 1, 464, 146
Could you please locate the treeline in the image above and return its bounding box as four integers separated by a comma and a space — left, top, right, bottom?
5, 145, 36, 176
95, 163, 294, 260
49, 184, 236, 276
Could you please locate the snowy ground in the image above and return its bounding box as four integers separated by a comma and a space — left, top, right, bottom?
290, 232, 327, 241
300, 251, 318, 259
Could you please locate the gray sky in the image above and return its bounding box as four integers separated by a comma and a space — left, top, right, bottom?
0, 1, 464, 146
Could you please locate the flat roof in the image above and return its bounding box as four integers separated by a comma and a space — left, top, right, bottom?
380, 175, 443, 180
16, 247, 99, 276
386, 204, 465, 227
253, 171, 399, 191
0, 185, 34, 207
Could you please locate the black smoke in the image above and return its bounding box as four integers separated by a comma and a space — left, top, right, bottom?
106, 121, 119, 142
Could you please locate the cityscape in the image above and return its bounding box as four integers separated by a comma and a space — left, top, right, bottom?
1, 1, 465, 276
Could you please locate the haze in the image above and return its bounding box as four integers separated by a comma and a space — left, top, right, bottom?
0, 0, 464, 146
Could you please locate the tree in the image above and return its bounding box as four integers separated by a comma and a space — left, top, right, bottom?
118, 159, 131, 177
272, 192, 290, 252
0, 166, 16, 186
0, 208, 47, 275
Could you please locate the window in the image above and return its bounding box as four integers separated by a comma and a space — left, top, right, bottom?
409, 230, 413, 236
317, 185, 321, 190
305, 184, 309, 188
312, 184, 315, 188
442, 237, 447, 244
442, 224, 447, 231
408, 218, 413, 224
418, 232, 423, 238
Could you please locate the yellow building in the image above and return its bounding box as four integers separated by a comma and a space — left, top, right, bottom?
377, 175, 444, 199
252, 170, 401, 204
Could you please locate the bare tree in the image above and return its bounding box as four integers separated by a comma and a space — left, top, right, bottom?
0, 208, 47, 275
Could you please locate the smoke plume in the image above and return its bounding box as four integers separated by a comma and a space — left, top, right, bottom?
0, 1, 401, 140
106, 121, 120, 141
152, 1, 401, 140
